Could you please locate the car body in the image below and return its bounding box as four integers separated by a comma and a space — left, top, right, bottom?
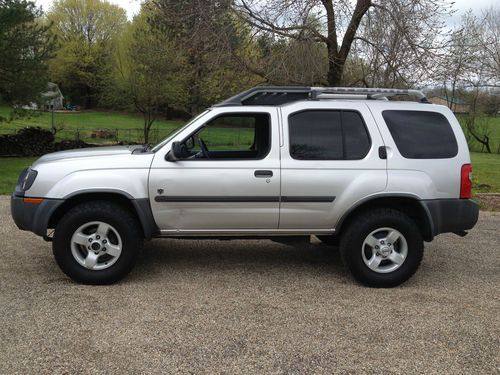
11, 87, 479, 286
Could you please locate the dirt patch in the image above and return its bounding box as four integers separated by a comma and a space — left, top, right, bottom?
474, 193, 500, 211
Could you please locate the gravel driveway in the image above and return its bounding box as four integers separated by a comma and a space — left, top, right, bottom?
0, 196, 498, 374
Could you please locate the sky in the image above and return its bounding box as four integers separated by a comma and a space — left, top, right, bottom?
449, 0, 497, 25
36, 0, 141, 19
35, 0, 496, 21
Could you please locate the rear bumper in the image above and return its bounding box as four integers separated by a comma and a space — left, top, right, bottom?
11, 194, 64, 237
421, 198, 479, 238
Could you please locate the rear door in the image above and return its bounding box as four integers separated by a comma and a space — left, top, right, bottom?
368, 103, 467, 198
279, 101, 387, 229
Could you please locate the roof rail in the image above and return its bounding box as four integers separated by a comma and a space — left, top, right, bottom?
215, 86, 429, 106
310, 87, 429, 102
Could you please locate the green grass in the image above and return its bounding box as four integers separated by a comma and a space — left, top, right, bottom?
471, 152, 500, 193
0, 106, 184, 144
0, 157, 37, 194
457, 115, 500, 154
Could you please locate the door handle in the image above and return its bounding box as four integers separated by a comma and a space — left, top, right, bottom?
254, 170, 273, 178
378, 146, 387, 159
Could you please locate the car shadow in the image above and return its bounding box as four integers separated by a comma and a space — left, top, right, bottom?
130, 238, 347, 282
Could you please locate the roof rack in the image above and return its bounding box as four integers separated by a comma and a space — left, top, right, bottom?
215, 86, 430, 106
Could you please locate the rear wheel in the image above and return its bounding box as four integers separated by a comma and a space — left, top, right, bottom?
53, 201, 143, 284
340, 209, 423, 287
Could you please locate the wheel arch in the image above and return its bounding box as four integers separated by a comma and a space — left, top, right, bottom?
334, 194, 435, 242
48, 190, 159, 240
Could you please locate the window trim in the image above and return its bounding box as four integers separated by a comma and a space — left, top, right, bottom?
382, 110, 458, 159
287, 109, 372, 161
177, 112, 272, 161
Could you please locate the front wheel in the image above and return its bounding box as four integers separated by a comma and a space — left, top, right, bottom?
53, 201, 143, 284
340, 209, 423, 288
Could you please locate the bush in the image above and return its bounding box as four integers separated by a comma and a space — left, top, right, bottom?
15, 127, 55, 156
0, 127, 96, 156
0, 127, 54, 156
54, 139, 91, 151
0, 136, 21, 155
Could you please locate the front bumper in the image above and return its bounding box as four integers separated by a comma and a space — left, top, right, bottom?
11, 194, 64, 237
421, 198, 479, 238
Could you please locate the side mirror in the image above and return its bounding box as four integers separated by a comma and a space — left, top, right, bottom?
166, 141, 182, 162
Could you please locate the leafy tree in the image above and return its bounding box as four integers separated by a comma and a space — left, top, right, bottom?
47, 0, 127, 108
0, 0, 54, 106
109, 6, 188, 143
152, 0, 261, 114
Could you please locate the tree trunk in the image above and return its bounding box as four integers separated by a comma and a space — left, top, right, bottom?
327, 52, 344, 86
468, 127, 492, 153
187, 50, 203, 115
143, 112, 150, 144
324, 0, 372, 86
85, 85, 92, 109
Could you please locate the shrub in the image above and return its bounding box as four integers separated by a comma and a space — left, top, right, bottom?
0, 127, 54, 156
54, 139, 91, 151
0, 127, 95, 156
14, 127, 55, 156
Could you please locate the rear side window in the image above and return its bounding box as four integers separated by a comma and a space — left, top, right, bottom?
289, 110, 371, 160
382, 110, 458, 159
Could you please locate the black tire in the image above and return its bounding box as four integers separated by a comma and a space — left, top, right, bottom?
53, 201, 143, 285
317, 235, 339, 247
340, 208, 423, 288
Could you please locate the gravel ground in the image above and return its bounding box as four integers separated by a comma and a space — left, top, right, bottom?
0, 197, 499, 374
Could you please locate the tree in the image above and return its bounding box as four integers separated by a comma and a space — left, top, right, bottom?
47, 0, 127, 108
235, 0, 453, 86
349, 1, 450, 88
109, 6, 188, 143
152, 0, 260, 114
478, 6, 500, 87
436, 11, 480, 109
0, 0, 54, 106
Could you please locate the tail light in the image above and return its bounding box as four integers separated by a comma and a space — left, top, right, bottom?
460, 164, 472, 199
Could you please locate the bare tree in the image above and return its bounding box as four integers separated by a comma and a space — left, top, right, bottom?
436, 11, 481, 110
352, 1, 452, 88
234, 0, 453, 86
478, 6, 500, 87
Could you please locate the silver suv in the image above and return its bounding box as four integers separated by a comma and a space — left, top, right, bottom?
11, 87, 479, 287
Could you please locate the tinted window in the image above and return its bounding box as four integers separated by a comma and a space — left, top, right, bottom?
382, 110, 458, 159
343, 111, 372, 160
289, 110, 370, 160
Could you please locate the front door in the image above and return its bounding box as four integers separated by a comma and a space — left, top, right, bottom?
149, 108, 281, 234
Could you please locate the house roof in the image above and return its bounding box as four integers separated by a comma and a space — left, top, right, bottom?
429, 95, 466, 105
41, 82, 63, 99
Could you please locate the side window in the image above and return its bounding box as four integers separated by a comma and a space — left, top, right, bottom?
289, 110, 371, 160
382, 110, 458, 159
182, 113, 271, 160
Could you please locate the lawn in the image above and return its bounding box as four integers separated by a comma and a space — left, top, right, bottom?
0, 157, 37, 194
457, 115, 500, 154
0, 106, 184, 144
471, 152, 500, 193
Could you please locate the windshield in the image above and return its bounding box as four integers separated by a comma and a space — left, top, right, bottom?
152, 110, 211, 152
